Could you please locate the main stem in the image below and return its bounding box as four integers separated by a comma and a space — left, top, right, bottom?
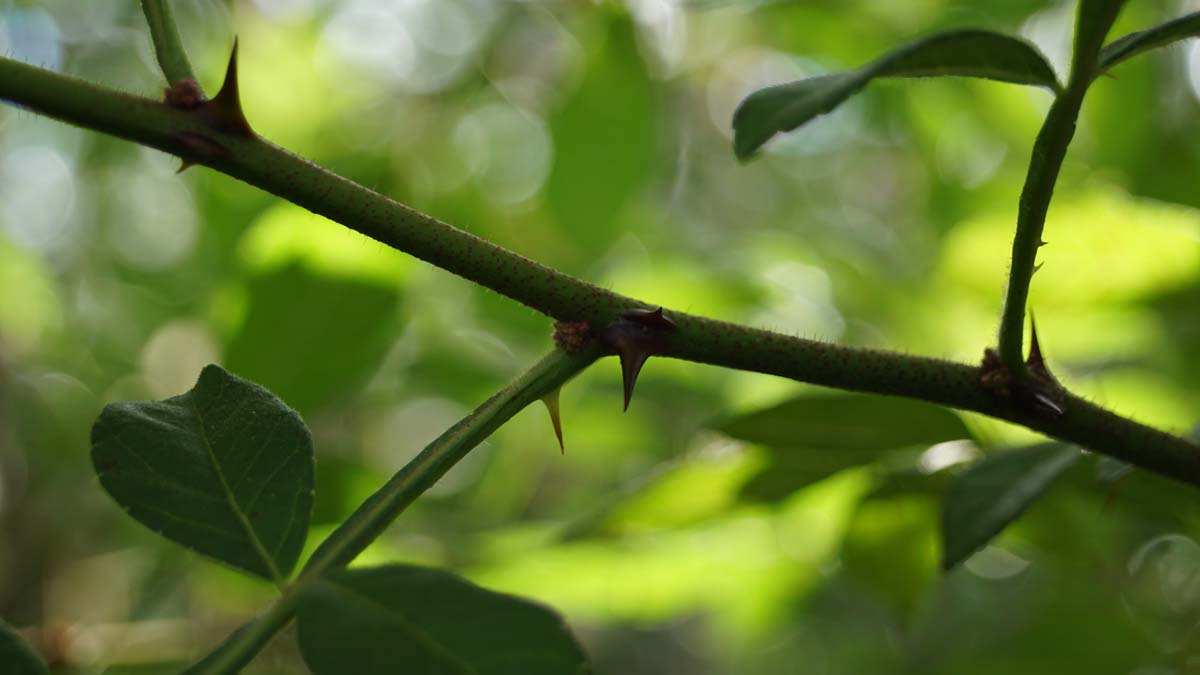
1, 56, 1197, 486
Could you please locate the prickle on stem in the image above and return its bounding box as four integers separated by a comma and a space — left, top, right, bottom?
202, 38, 254, 137
541, 388, 565, 453
600, 307, 676, 411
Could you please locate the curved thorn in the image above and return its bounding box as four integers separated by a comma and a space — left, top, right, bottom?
206, 38, 253, 136
541, 389, 564, 453
617, 344, 652, 412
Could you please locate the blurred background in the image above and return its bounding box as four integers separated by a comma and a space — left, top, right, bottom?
2, 0, 1200, 672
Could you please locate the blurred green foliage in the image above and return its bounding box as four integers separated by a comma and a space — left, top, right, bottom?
1, 0, 1200, 672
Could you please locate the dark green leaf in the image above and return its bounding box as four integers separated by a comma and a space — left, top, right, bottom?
941, 443, 1079, 570
1073, 0, 1127, 79
296, 565, 590, 675
733, 30, 1060, 159
225, 264, 402, 415
1099, 12, 1200, 74
91, 364, 314, 581
740, 447, 896, 502
546, 14, 656, 252
0, 619, 47, 675
715, 392, 972, 451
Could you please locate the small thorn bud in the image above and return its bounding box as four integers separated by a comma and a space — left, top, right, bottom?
541, 389, 565, 453
1037, 239, 1048, 248
163, 79, 205, 109
553, 321, 591, 352
176, 159, 195, 174
203, 38, 253, 136
1033, 262, 1044, 274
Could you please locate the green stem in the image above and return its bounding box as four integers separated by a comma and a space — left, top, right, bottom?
996, 88, 1085, 375
300, 346, 600, 575
997, 0, 1125, 375
0, 54, 1196, 479
183, 347, 598, 674
141, 0, 197, 85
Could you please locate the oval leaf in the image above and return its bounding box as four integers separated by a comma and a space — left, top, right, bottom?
714, 392, 972, 451
0, 619, 47, 675
91, 364, 314, 581
1099, 12, 1200, 74
296, 565, 590, 675
733, 29, 1060, 159
941, 443, 1079, 571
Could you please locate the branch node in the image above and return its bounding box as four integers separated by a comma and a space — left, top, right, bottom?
552, 321, 591, 352
600, 307, 675, 411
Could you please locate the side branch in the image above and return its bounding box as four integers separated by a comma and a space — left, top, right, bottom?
141, 0, 197, 85
1, 56, 1197, 487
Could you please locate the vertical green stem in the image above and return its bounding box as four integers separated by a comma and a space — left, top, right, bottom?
997, 0, 1125, 375
996, 88, 1085, 374
141, 0, 197, 85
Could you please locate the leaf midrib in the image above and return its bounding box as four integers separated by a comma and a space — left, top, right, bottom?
189, 395, 284, 585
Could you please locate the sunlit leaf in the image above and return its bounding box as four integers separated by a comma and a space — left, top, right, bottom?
1099, 12, 1200, 74
91, 364, 314, 581
225, 264, 401, 415
546, 14, 656, 252
0, 619, 46, 675
733, 30, 1059, 159
296, 564, 590, 675
841, 495, 939, 619
941, 443, 1079, 570
715, 392, 971, 450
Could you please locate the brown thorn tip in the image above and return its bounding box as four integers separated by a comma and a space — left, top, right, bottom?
207, 37, 253, 136
541, 390, 564, 453
618, 344, 652, 412
176, 159, 194, 174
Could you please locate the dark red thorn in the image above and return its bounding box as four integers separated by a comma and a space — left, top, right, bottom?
617, 343, 652, 412
205, 38, 253, 136
621, 307, 676, 331
176, 159, 195, 174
